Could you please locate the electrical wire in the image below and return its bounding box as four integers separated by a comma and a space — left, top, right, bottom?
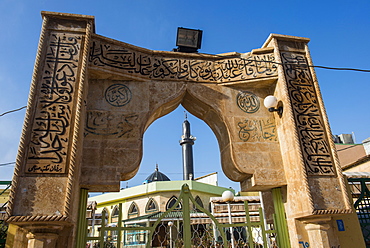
0, 57, 368, 168
135, 171, 214, 175
200, 52, 370, 73
336, 144, 361, 152
310, 65, 370, 73
0, 106, 27, 117
0, 162, 15, 167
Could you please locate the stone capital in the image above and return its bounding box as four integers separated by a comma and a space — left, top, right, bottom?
302, 216, 332, 226
26, 232, 59, 248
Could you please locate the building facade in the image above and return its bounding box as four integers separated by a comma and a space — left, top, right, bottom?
88, 172, 235, 247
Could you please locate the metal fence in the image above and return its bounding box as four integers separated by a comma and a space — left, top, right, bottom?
0, 181, 11, 248
85, 184, 280, 248
348, 178, 370, 247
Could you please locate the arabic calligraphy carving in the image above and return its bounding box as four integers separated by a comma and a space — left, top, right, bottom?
27, 164, 63, 173
281, 52, 334, 176
105, 84, 132, 107
89, 39, 277, 82
26, 32, 82, 174
238, 118, 277, 142
84, 111, 138, 138
237, 91, 260, 113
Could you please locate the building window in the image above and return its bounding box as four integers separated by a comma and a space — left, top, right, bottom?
102, 207, 109, 221
128, 202, 139, 218
111, 205, 119, 223
166, 196, 182, 210
193, 196, 204, 212
124, 223, 147, 246
145, 198, 158, 213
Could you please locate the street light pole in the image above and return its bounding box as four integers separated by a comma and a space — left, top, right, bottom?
168, 221, 174, 248
222, 191, 235, 248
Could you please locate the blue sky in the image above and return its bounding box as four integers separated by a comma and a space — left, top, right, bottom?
1, 0, 370, 191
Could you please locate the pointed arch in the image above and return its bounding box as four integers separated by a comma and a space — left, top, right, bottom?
193, 195, 204, 212
145, 198, 158, 213
166, 196, 182, 211
181, 90, 249, 182
111, 205, 120, 222
101, 207, 109, 223
128, 202, 139, 218
112, 205, 119, 217
102, 207, 109, 217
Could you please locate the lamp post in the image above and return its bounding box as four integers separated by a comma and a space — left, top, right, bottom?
168, 221, 174, 248
222, 190, 235, 248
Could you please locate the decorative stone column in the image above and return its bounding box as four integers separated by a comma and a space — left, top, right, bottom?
26, 232, 59, 248
6, 12, 94, 247
303, 218, 339, 248
262, 34, 353, 247
305, 223, 330, 248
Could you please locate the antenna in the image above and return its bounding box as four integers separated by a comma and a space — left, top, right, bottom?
184, 111, 188, 120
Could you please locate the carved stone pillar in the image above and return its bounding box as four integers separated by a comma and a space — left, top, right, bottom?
303, 218, 339, 248
305, 223, 331, 248
26, 232, 59, 248
6, 12, 94, 247
262, 34, 353, 247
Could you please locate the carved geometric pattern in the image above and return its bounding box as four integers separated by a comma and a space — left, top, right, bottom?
26, 32, 82, 174
281, 52, 335, 176
89, 38, 278, 83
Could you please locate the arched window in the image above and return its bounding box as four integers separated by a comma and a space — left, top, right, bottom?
166, 196, 182, 210
145, 198, 158, 213
112, 206, 119, 217
111, 205, 119, 222
128, 202, 139, 218
101, 207, 109, 223
193, 196, 204, 212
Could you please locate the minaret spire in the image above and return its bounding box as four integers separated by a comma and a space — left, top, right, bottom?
180, 112, 196, 180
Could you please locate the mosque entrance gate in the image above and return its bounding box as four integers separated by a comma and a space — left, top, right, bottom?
5, 12, 359, 248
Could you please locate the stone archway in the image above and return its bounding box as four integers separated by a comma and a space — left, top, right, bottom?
80, 28, 286, 193
5, 12, 360, 248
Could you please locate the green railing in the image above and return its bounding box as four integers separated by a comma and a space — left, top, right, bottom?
272, 188, 291, 248
348, 178, 370, 247
0, 181, 11, 248
81, 184, 288, 248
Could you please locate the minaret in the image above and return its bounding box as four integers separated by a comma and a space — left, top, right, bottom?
180, 112, 196, 180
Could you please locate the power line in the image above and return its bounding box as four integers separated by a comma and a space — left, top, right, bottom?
0, 162, 15, 167
202, 52, 370, 73
0, 106, 27, 117
0, 57, 368, 169
336, 144, 361, 152
0, 59, 368, 119
311, 64, 370, 73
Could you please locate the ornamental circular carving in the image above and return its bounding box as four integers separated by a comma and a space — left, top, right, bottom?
236, 91, 260, 113
105, 84, 132, 107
